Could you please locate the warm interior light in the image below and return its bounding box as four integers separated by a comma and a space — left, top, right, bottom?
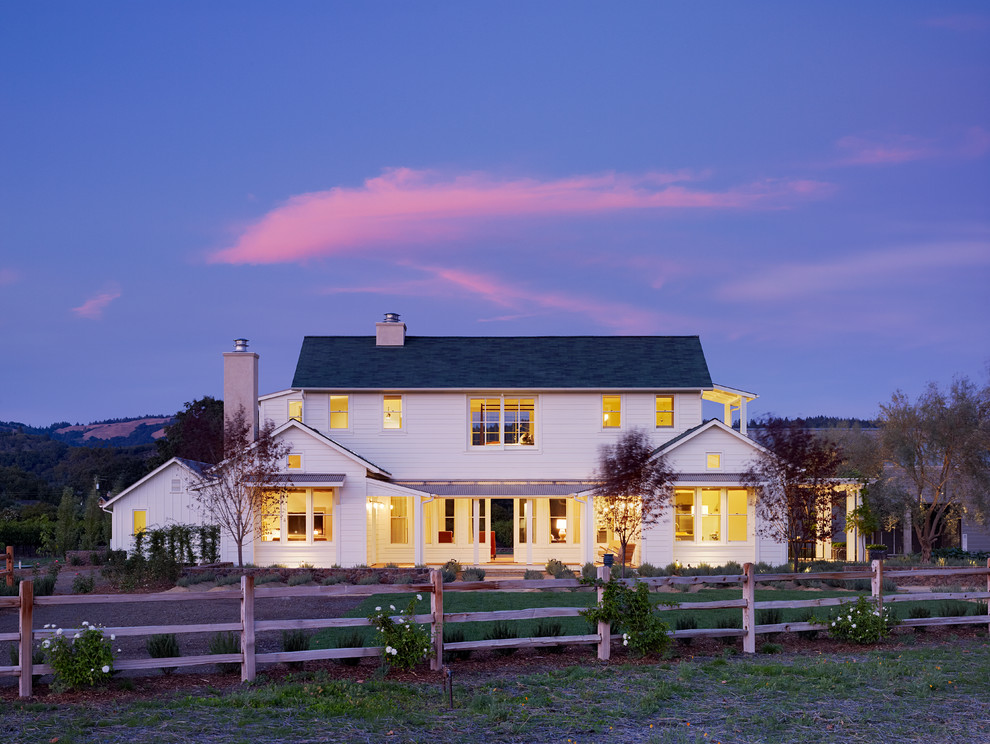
556, 518, 567, 531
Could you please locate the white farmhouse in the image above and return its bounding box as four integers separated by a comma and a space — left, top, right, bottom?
106, 314, 809, 569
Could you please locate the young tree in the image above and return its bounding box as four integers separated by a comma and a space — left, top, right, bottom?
743, 419, 844, 572
593, 428, 677, 578
192, 407, 289, 567
878, 378, 990, 563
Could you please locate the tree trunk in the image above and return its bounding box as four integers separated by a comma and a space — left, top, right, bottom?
237, 540, 243, 568
618, 537, 628, 578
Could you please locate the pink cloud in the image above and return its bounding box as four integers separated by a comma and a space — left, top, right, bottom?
211, 168, 831, 265
72, 288, 121, 319
0, 268, 20, 286
925, 14, 990, 32
833, 128, 990, 166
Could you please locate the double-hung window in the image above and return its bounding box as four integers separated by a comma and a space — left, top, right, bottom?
602, 395, 621, 428
330, 395, 349, 429
383, 395, 403, 429
262, 489, 334, 543
655, 395, 674, 428
288, 400, 303, 422
470, 396, 536, 447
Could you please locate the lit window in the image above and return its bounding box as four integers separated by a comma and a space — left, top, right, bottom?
313, 490, 333, 542
470, 397, 536, 447
706, 453, 721, 470
391, 497, 409, 544
133, 510, 147, 536
727, 489, 748, 542
330, 395, 349, 429
550, 499, 567, 543
288, 400, 303, 422
262, 489, 333, 543
674, 490, 694, 541
469, 499, 487, 544
602, 395, 621, 428
655, 395, 674, 428
518, 499, 527, 544
287, 454, 302, 470
701, 488, 721, 541
287, 490, 306, 541
383, 395, 402, 429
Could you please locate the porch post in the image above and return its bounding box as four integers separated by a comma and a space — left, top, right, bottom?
526, 499, 534, 566
845, 488, 859, 561
583, 495, 594, 564
414, 494, 424, 566
472, 498, 480, 566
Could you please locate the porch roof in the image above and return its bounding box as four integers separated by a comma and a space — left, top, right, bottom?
270, 473, 346, 486
393, 480, 596, 496
675, 472, 748, 485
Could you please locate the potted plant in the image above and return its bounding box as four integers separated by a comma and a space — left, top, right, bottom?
866, 544, 888, 561
831, 541, 847, 561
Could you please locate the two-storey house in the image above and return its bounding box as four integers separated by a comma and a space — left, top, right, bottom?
107, 314, 791, 569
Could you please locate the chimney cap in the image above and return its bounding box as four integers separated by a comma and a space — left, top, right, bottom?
383, 313, 401, 323
233, 338, 249, 352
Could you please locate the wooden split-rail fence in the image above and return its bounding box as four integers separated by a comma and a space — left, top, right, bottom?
1, 546, 13, 588
1, 559, 988, 699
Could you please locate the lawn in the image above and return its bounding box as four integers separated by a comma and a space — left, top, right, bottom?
2, 637, 987, 743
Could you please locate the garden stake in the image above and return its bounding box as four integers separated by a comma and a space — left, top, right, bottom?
442, 665, 454, 708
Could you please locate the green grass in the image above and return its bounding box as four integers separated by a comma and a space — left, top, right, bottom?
1, 639, 987, 743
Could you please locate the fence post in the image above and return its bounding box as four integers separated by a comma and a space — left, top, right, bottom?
5, 546, 12, 587
240, 574, 256, 683
742, 563, 755, 654
597, 565, 611, 661
19, 579, 33, 698
430, 568, 443, 671
871, 559, 883, 616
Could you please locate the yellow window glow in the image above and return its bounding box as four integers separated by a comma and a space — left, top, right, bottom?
330, 395, 349, 428
602, 395, 621, 428
313, 490, 333, 541
706, 453, 721, 469
727, 489, 748, 542
288, 400, 303, 422
133, 510, 147, 535
384, 395, 402, 429
674, 490, 694, 541
701, 488, 721, 541
655, 395, 674, 427
287, 454, 302, 470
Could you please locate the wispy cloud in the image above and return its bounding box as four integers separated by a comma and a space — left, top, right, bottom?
717, 242, 990, 303
0, 268, 20, 286
832, 128, 990, 167
211, 168, 832, 265
72, 287, 122, 319
924, 14, 990, 32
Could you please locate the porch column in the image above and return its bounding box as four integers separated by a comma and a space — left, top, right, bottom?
414, 494, 424, 566
845, 488, 860, 561
739, 398, 748, 435
582, 495, 594, 564
723, 402, 732, 426
472, 498, 480, 566
526, 499, 534, 566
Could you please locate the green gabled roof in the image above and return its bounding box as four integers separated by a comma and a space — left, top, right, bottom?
291, 336, 712, 390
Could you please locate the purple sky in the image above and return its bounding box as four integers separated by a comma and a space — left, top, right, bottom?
2, 3, 988, 427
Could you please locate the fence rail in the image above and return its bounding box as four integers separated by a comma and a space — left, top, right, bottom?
2, 559, 988, 698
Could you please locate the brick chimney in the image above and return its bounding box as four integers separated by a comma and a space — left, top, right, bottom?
375, 312, 406, 346
223, 338, 259, 442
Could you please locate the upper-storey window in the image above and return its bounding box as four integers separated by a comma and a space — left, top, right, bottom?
383, 395, 403, 429
602, 395, 621, 428
330, 395, 349, 429
470, 397, 536, 447
288, 400, 303, 422
655, 395, 674, 428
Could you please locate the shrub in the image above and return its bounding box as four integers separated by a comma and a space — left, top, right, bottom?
215, 573, 241, 586
33, 575, 56, 596
41, 621, 116, 691
523, 569, 544, 581
255, 573, 281, 585
69, 554, 84, 566
973, 600, 988, 616
825, 596, 898, 644
760, 642, 783, 654
146, 633, 180, 674
461, 567, 486, 582
288, 571, 314, 586
636, 562, 664, 577
715, 614, 740, 645
909, 605, 931, 633
443, 559, 461, 575
793, 609, 819, 640
533, 619, 564, 653
581, 562, 597, 580
281, 629, 310, 670
582, 578, 673, 657
545, 558, 566, 577
321, 575, 343, 585
663, 562, 681, 576
393, 574, 416, 584
208, 632, 241, 673
939, 600, 970, 617
674, 615, 698, 646
844, 579, 872, 592
485, 621, 518, 656
368, 594, 431, 672
335, 632, 365, 666
440, 568, 457, 584
357, 574, 381, 585
443, 627, 471, 661
71, 574, 95, 594
383, 562, 398, 569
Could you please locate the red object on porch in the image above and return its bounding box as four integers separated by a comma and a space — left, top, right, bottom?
489, 531, 496, 561
438, 531, 453, 544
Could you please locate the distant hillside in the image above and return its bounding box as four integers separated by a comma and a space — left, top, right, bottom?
0, 415, 172, 447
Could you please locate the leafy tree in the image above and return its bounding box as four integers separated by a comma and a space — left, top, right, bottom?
80, 490, 110, 550
42, 487, 81, 557
878, 378, 990, 563
154, 396, 225, 466
192, 407, 288, 566
592, 428, 676, 578
743, 418, 845, 572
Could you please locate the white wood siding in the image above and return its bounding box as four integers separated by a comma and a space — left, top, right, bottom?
108, 462, 202, 553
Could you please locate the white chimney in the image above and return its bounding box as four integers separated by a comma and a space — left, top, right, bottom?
375, 312, 406, 346
223, 338, 259, 442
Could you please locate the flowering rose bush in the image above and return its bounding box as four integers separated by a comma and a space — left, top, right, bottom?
367, 594, 431, 673
581, 577, 674, 657
824, 596, 898, 644
41, 621, 117, 691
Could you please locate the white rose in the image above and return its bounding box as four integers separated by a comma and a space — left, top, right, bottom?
851, 624, 856, 629
102, 665, 110, 673
74, 633, 81, 639
416, 594, 422, 601
375, 606, 381, 612
42, 640, 50, 649
390, 605, 395, 611
56, 629, 63, 636
82, 621, 89, 626
110, 634, 116, 640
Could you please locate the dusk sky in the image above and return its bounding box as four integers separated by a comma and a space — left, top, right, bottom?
2, 3, 988, 428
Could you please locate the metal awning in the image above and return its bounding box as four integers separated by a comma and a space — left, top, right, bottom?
394, 481, 596, 496
675, 473, 748, 485
270, 473, 346, 486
